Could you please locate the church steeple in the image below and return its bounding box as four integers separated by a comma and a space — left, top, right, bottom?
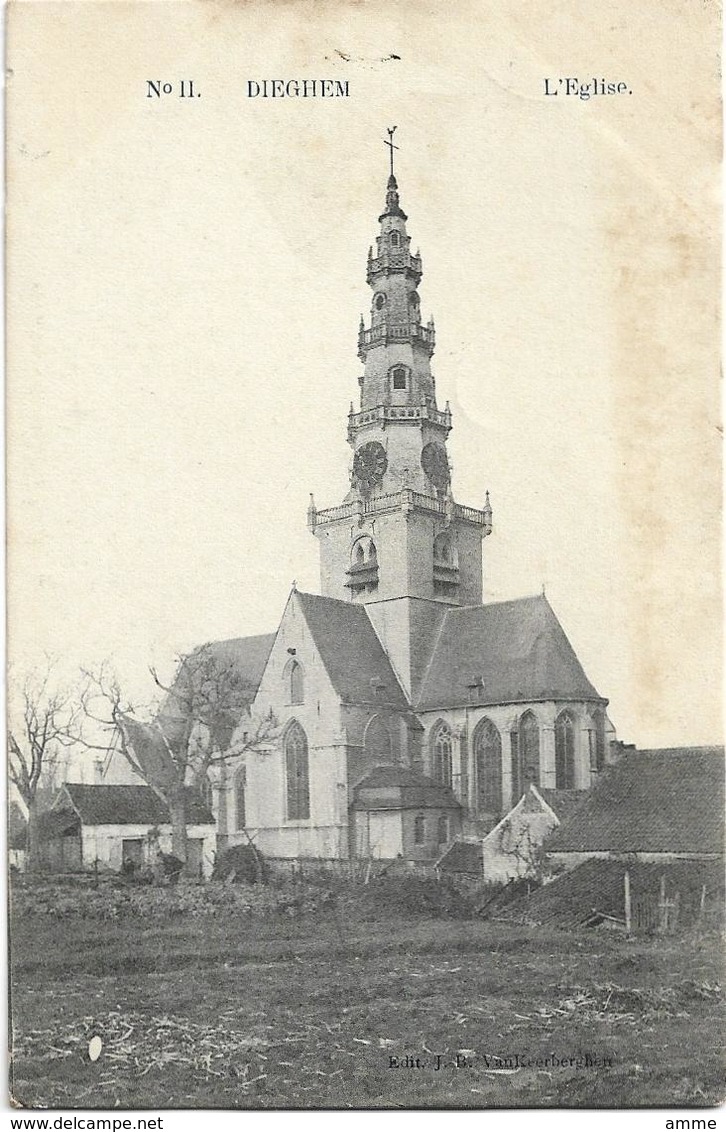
354, 133, 442, 459
309, 132, 492, 623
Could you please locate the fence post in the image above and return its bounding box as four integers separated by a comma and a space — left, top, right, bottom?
624, 870, 632, 934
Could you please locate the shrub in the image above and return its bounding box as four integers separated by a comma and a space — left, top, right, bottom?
365, 874, 479, 919
212, 844, 268, 885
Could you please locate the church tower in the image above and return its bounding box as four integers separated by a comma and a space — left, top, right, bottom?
308, 131, 493, 694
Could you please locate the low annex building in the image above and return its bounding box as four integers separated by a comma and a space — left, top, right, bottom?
438, 784, 585, 885
38, 784, 216, 877
546, 746, 725, 869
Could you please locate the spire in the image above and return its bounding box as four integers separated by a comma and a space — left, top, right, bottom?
483, 490, 493, 535
379, 126, 407, 221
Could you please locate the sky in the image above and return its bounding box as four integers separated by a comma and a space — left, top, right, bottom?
7, 0, 722, 749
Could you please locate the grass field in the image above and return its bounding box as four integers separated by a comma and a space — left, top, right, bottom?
9, 879, 725, 1109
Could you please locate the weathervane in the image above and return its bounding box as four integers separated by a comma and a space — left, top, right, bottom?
384, 126, 399, 178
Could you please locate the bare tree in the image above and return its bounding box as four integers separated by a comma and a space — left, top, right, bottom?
8, 668, 82, 869
81, 647, 277, 868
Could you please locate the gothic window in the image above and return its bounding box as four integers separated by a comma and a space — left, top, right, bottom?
374, 293, 386, 310
235, 766, 246, 831
555, 710, 576, 789
414, 814, 425, 844
390, 231, 400, 247
591, 708, 607, 772
511, 711, 540, 800
365, 715, 392, 764
520, 711, 540, 787
391, 365, 408, 391
437, 814, 449, 843
284, 658, 304, 705
285, 721, 310, 820
510, 728, 521, 803
474, 718, 502, 814
432, 721, 453, 788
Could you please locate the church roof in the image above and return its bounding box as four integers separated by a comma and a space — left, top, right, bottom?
192, 634, 276, 701
547, 746, 725, 855
156, 633, 276, 749
537, 788, 589, 824
296, 591, 410, 707
415, 594, 603, 710
61, 783, 215, 827
350, 765, 461, 811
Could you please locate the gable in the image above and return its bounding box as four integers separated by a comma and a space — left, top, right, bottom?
547, 746, 725, 854
416, 594, 603, 710
483, 784, 559, 847
295, 591, 410, 708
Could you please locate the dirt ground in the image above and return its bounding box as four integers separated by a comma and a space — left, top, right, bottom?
9, 881, 725, 1109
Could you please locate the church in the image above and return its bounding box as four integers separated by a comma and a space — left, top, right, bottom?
94, 140, 617, 871
194, 144, 617, 866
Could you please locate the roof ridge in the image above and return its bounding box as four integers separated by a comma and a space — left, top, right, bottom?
193, 630, 276, 647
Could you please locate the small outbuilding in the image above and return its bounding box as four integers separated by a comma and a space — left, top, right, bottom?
546, 746, 725, 869
438, 784, 586, 883
38, 784, 216, 877
351, 765, 462, 861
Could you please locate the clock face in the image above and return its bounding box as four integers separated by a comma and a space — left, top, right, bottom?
353, 441, 388, 491
421, 442, 450, 491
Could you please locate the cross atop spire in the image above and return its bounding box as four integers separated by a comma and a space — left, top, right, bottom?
379, 127, 407, 221
384, 126, 399, 179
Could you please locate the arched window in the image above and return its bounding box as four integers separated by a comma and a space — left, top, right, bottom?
520, 711, 540, 786
437, 815, 449, 844
391, 366, 408, 391
390, 231, 400, 247
284, 659, 304, 705
555, 710, 576, 789
591, 708, 607, 772
511, 711, 540, 800
474, 718, 502, 814
414, 814, 425, 844
432, 721, 453, 788
374, 293, 386, 310
285, 722, 310, 820
365, 715, 392, 763
351, 536, 376, 566
433, 532, 453, 563
234, 766, 246, 831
